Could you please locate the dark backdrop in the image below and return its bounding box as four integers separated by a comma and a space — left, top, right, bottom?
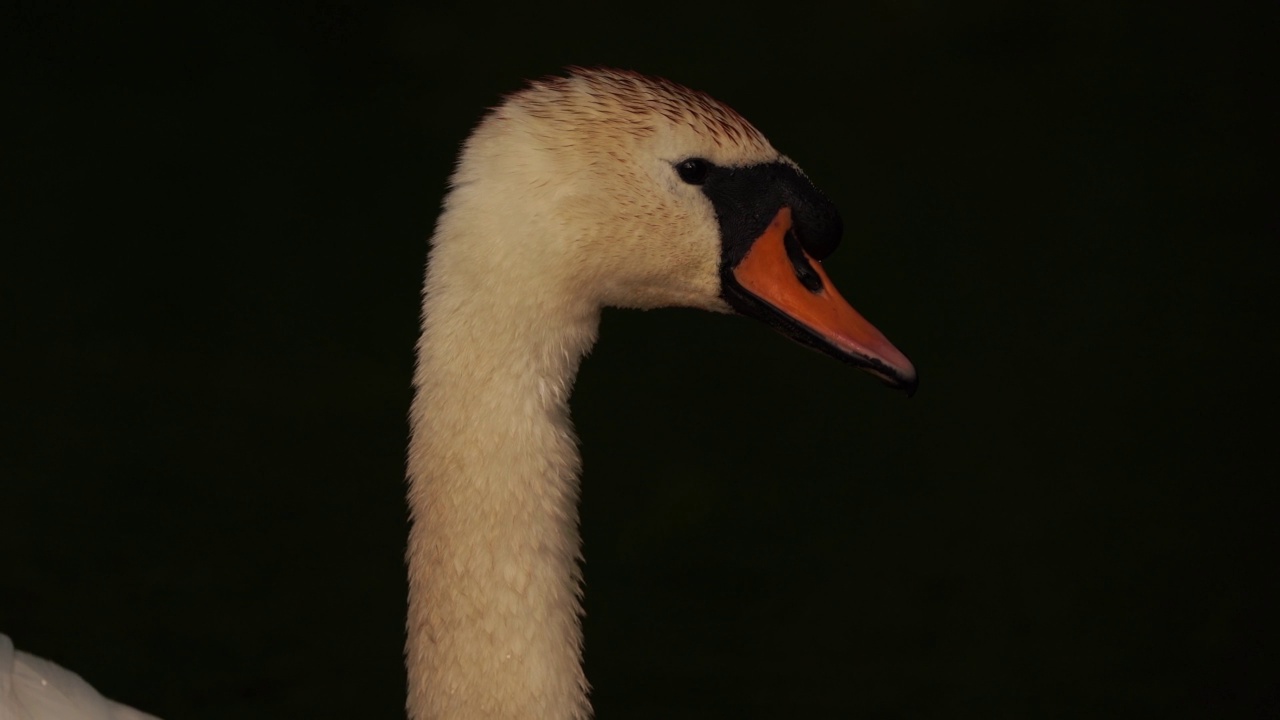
2, 2, 1275, 718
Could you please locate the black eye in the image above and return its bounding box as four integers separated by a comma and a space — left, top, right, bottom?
675, 158, 710, 185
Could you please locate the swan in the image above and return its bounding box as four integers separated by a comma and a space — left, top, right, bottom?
405, 68, 915, 719
2, 67, 916, 719
0, 634, 159, 719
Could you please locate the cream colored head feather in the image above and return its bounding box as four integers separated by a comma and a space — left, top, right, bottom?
429, 67, 792, 314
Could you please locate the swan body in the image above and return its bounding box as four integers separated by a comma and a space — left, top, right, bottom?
2, 68, 916, 720
0, 635, 158, 720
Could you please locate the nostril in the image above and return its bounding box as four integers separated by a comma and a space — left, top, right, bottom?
784, 229, 825, 293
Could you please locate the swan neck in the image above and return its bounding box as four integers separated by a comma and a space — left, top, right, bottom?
405, 264, 598, 720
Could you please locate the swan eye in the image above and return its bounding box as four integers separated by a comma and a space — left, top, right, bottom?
675, 158, 711, 185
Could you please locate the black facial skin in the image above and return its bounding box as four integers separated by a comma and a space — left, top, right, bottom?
674, 158, 916, 393
677, 160, 844, 266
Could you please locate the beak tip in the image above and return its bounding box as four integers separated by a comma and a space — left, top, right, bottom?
886, 366, 918, 397
862, 357, 917, 396
872, 352, 917, 398
902, 372, 918, 398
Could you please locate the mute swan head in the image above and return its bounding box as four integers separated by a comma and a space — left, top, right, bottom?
428, 68, 917, 389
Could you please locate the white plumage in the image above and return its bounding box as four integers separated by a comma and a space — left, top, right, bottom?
0, 635, 158, 720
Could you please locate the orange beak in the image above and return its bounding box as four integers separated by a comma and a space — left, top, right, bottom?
728, 207, 917, 394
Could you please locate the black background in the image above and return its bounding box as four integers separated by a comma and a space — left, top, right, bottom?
2, 2, 1275, 718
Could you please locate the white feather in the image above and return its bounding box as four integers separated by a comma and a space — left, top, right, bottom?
0, 635, 159, 720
